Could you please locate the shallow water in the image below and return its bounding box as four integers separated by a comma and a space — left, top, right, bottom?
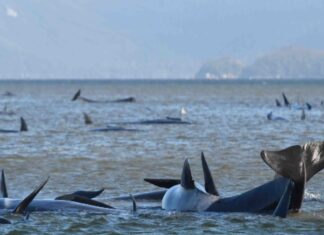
1, 79, 324, 234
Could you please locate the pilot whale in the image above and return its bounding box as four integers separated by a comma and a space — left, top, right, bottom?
82, 113, 141, 132
120, 142, 324, 218
0, 170, 139, 215
113, 116, 191, 125
0, 117, 28, 133
72, 89, 135, 103
158, 153, 297, 218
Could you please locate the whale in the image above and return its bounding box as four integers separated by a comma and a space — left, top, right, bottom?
82, 113, 141, 132
113, 116, 191, 125
0, 117, 28, 133
267, 112, 288, 121
280, 92, 312, 110
72, 89, 135, 103
158, 153, 298, 218
0, 170, 130, 215
0, 176, 50, 223
121, 142, 324, 218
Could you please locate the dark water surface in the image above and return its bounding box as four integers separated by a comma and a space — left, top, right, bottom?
1, 79, 324, 234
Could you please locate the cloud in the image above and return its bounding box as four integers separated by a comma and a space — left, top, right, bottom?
6, 7, 18, 18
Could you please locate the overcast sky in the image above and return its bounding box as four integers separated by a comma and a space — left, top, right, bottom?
1, 0, 323, 78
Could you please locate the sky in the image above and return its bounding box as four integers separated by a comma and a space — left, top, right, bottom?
0, 0, 323, 79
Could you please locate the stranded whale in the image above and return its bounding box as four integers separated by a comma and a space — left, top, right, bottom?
83, 113, 141, 132
0, 117, 28, 133
72, 89, 135, 103
112, 116, 191, 125
120, 142, 324, 218
159, 153, 298, 218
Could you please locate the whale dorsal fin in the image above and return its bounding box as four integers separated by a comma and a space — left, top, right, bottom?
282, 92, 290, 106
201, 152, 219, 196
306, 103, 312, 110
13, 177, 49, 214
260, 145, 303, 182
83, 112, 93, 125
144, 178, 180, 188
181, 159, 194, 189
72, 89, 81, 101
1, 170, 8, 198
275, 99, 282, 107
20, 117, 28, 132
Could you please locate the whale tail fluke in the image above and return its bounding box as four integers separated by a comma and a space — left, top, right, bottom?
261, 145, 308, 212
13, 177, 49, 214
201, 152, 219, 196
83, 112, 93, 125
1, 170, 8, 198
72, 89, 81, 101
260, 145, 304, 183
20, 117, 28, 132
181, 159, 195, 189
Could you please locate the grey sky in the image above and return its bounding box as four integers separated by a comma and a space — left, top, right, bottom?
0, 0, 323, 78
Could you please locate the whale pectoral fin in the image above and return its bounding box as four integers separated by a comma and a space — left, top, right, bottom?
20, 117, 28, 132
181, 159, 195, 189
201, 152, 219, 196
13, 177, 49, 214
290, 160, 306, 212
56, 194, 114, 209
260, 145, 304, 182
72, 89, 81, 101
1, 170, 8, 198
273, 179, 294, 218
144, 178, 180, 188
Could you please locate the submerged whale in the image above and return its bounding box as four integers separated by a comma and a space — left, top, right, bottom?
72, 89, 135, 103
0, 117, 28, 133
83, 113, 141, 132
113, 116, 191, 125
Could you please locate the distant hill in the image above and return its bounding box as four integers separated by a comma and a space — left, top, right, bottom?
195, 48, 324, 79
195, 58, 244, 79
